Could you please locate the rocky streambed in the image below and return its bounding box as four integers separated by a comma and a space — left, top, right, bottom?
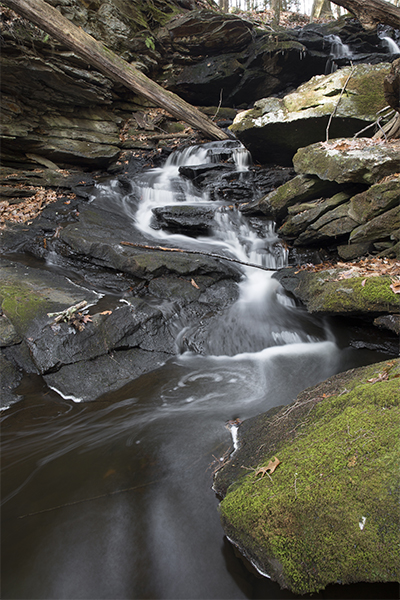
1, 3, 400, 597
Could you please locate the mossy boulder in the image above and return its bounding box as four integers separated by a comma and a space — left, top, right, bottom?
214, 359, 400, 595
230, 64, 391, 165
272, 266, 399, 316
293, 139, 400, 185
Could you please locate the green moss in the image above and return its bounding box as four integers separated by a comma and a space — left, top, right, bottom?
300, 272, 399, 314
347, 65, 389, 117
0, 281, 52, 334
219, 361, 400, 594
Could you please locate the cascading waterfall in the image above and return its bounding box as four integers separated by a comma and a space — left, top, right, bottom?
3, 140, 395, 600
379, 32, 400, 55
127, 140, 337, 362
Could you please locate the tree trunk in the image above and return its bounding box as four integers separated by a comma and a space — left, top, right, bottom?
2, 0, 229, 142
329, 0, 400, 30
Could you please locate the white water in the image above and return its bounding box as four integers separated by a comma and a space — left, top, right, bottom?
379, 34, 400, 55
126, 141, 337, 362
326, 34, 353, 59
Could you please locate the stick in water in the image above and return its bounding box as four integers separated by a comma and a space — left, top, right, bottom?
120, 241, 279, 272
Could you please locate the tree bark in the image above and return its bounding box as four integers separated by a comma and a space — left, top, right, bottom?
329, 0, 400, 30
2, 0, 229, 142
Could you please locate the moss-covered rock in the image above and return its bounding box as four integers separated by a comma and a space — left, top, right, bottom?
279, 191, 352, 239
214, 359, 400, 595
230, 64, 391, 165
349, 206, 400, 245
348, 176, 400, 224
272, 266, 399, 315
293, 139, 400, 185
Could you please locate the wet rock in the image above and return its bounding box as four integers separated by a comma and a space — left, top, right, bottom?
293, 138, 400, 185
59, 201, 239, 282
43, 347, 171, 403
0, 352, 22, 409
214, 359, 400, 594
151, 205, 216, 234
179, 163, 235, 186
273, 266, 399, 316
230, 64, 391, 165
0, 312, 21, 347
0, 258, 101, 373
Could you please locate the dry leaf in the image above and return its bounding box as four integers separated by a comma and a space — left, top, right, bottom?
191, 278, 200, 289
367, 372, 389, 384
390, 279, 400, 294
81, 315, 92, 324
347, 455, 357, 467
361, 279, 366, 287
255, 457, 281, 478
100, 310, 112, 315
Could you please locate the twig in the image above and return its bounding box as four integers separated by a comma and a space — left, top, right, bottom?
47, 300, 87, 323
212, 89, 223, 121
18, 480, 160, 518
326, 62, 355, 142
120, 241, 279, 272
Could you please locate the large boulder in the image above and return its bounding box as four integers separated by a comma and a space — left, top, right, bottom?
230, 63, 392, 165
293, 138, 400, 185
214, 359, 400, 595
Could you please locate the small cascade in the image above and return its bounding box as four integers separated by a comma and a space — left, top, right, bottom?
126, 140, 334, 359
327, 34, 353, 59
325, 34, 353, 73
379, 33, 400, 55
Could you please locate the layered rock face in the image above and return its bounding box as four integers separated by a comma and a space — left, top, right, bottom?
1, 3, 398, 170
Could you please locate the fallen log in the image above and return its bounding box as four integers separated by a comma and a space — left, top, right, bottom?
329, 0, 400, 30
2, 0, 229, 142
120, 241, 279, 272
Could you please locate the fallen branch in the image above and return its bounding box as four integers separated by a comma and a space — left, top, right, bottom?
47, 300, 87, 323
120, 241, 279, 272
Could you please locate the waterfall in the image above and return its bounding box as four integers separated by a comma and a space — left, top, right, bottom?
379, 34, 400, 55
126, 141, 336, 359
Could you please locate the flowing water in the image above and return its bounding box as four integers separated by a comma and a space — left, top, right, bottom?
1, 142, 397, 599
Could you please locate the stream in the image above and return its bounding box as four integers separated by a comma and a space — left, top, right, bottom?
1, 142, 398, 599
